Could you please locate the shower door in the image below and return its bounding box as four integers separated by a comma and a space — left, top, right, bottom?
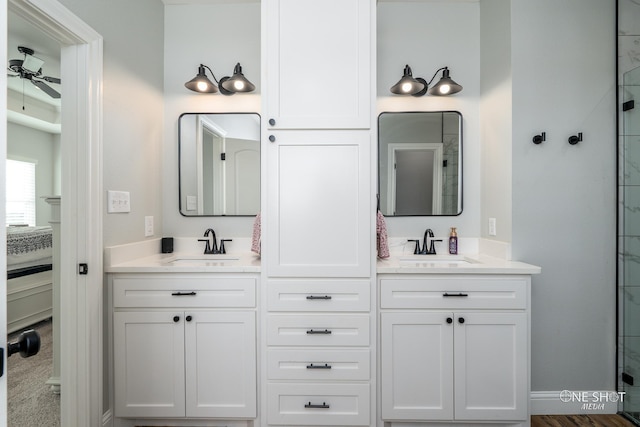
622, 64, 640, 420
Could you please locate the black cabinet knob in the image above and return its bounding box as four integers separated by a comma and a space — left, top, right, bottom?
446, 317, 453, 324
269, 118, 276, 126
186, 315, 193, 322
173, 316, 180, 323
458, 317, 465, 324
269, 135, 276, 142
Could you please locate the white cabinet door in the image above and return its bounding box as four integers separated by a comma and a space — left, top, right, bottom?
453, 312, 528, 421
380, 312, 454, 420
113, 311, 185, 418
185, 311, 256, 418
266, 130, 371, 277
265, 0, 371, 129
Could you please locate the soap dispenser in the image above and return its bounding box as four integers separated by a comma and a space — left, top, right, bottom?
449, 227, 458, 255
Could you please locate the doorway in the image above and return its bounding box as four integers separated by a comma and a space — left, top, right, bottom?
2, 0, 103, 426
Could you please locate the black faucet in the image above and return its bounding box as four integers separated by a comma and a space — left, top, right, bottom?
408, 229, 442, 255
198, 229, 233, 254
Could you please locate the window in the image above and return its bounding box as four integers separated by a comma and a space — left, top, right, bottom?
6, 159, 37, 226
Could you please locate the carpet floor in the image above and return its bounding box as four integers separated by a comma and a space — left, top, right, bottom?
7, 318, 60, 427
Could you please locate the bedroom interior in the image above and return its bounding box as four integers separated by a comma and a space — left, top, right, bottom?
6, 7, 62, 425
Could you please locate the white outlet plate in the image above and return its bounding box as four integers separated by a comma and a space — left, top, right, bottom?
489, 217, 497, 236
107, 190, 130, 213
145, 216, 154, 237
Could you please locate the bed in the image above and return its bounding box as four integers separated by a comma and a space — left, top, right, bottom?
6, 225, 54, 333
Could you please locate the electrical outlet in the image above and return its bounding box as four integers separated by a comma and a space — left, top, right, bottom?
489, 217, 497, 236
145, 216, 154, 237
107, 190, 130, 213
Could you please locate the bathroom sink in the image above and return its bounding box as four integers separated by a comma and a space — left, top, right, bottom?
398, 256, 477, 267
164, 255, 240, 266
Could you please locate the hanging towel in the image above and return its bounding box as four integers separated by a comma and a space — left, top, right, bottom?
251, 213, 261, 255
376, 210, 390, 259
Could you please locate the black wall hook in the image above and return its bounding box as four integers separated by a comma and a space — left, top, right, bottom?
532, 132, 546, 144
568, 132, 583, 145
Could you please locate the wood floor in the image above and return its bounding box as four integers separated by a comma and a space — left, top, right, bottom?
532, 414, 638, 426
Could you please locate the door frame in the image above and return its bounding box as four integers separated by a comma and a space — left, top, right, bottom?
3, 0, 103, 426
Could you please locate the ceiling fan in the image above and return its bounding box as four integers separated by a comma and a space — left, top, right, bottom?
8, 46, 61, 99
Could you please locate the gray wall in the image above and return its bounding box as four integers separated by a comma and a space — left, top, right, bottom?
59, 0, 165, 247
511, 0, 617, 391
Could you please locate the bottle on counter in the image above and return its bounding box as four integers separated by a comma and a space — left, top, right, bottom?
449, 227, 458, 255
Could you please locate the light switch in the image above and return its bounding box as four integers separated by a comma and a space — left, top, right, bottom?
107, 190, 130, 213
186, 195, 197, 211
489, 218, 497, 236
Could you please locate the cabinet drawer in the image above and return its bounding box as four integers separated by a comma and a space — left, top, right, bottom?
380, 276, 528, 310
267, 314, 370, 346
267, 349, 370, 381
113, 276, 256, 308
268, 280, 370, 312
267, 383, 370, 426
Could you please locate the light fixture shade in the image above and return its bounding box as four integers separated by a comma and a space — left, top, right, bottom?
390, 65, 426, 95
185, 64, 218, 93
220, 63, 256, 93
428, 68, 462, 96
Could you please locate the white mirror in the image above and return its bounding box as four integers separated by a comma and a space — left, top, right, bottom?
179, 113, 260, 216
378, 111, 462, 216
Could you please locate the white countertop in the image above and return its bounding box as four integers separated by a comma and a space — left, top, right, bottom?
105, 251, 261, 273
376, 253, 541, 275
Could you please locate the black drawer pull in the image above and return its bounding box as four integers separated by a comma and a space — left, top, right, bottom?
306, 295, 332, 300
306, 363, 332, 369
305, 401, 330, 409
172, 291, 197, 296
443, 292, 468, 297
306, 329, 332, 335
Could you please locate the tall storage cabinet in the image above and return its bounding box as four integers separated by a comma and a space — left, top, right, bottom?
262, 0, 375, 425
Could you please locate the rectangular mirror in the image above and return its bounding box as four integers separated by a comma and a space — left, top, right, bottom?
179, 113, 260, 216
378, 111, 462, 216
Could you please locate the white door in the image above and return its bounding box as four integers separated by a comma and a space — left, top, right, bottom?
113, 311, 186, 418
185, 311, 256, 418
224, 138, 260, 215
453, 312, 528, 421
266, 130, 371, 277
265, 0, 371, 129
381, 312, 454, 421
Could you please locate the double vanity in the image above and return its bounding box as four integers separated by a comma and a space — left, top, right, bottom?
105, 237, 539, 427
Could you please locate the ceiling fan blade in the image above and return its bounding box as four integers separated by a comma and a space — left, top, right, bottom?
31, 79, 61, 99
41, 76, 61, 84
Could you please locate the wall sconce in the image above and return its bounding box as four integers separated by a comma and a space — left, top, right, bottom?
184, 62, 255, 95
390, 65, 463, 96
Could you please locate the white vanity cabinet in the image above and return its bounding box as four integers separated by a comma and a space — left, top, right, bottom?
265, 280, 372, 426
263, 0, 373, 278
264, 0, 371, 130
379, 275, 531, 425
110, 274, 257, 420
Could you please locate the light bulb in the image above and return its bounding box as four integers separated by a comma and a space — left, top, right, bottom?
197, 81, 209, 92
234, 80, 245, 91
401, 82, 412, 93
438, 84, 451, 94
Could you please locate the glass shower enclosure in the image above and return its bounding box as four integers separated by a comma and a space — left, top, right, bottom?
622, 64, 640, 422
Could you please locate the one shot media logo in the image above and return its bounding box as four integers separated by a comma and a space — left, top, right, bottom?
559, 390, 626, 411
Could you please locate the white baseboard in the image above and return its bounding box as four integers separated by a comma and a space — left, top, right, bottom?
531, 391, 621, 415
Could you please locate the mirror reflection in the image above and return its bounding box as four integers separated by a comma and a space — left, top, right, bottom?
378, 111, 462, 216
179, 113, 260, 216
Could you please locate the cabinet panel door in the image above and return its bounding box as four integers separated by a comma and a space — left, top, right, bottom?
454, 312, 528, 421
266, 131, 371, 277
381, 312, 454, 420
184, 311, 257, 418
113, 311, 185, 418
265, 0, 371, 129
